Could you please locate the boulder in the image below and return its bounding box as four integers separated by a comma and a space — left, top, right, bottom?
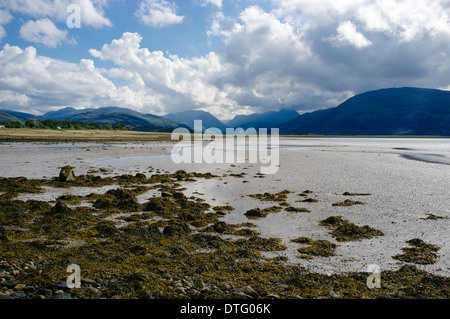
59, 166, 76, 182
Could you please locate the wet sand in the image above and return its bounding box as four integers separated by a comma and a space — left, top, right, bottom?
1, 136, 449, 277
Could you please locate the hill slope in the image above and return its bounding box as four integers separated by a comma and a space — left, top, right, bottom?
280, 88, 450, 136
64, 107, 184, 132
0, 111, 23, 123
164, 110, 227, 131
227, 109, 299, 129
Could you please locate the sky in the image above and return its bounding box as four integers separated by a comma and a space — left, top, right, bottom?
0, 0, 449, 120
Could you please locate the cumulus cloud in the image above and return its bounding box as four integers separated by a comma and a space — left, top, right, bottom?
90, 32, 237, 115
135, 0, 184, 28
19, 19, 73, 48
0, 1, 449, 120
0, 43, 137, 113
329, 20, 372, 48
0, 9, 12, 42
199, 0, 222, 9
0, 0, 112, 28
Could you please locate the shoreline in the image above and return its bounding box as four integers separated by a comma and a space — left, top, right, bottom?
0, 136, 449, 299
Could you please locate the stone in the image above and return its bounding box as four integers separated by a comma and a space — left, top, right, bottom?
10, 292, 28, 299
241, 286, 259, 299
47, 292, 73, 299
14, 284, 26, 291
59, 166, 76, 182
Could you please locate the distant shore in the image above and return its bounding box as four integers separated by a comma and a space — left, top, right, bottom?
0, 128, 448, 143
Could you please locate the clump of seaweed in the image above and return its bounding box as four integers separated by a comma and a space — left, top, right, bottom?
290, 237, 337, 258
284, 207, 311, 213
393, 238, 440, 265
249, 190, 291, 202
343, 192, 371, 196
235, 236, 287, 252
319, 216, 384, 242
299, 198, 319, 203
332, 199, 366, 207
420, 213, 448, 221
244, 206, 282, 218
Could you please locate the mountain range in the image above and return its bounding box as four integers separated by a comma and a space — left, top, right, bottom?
1, 87, 449, 136
280, 87, 450, 136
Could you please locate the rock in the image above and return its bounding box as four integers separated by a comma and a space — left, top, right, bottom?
59, 166, 76, 182
241, 286, 259, 299
0, 282, 15, 289
47, 292, 73, 299
48, 281, 70, 291
36, 288, 53, 297
230, 291, 253, 299
218, 282, 234, 291
266, 294, 281, 299
23, 286, 36, 294
82, 278, 99, 287
10, 292, 27, 299
14, 283, 26, 291
328, 291, 342, 299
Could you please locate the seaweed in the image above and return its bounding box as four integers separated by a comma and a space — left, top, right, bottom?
343, 192, 371, 196
332, 199, 366, 206
393, 239, 440, 265
284, 207, 311, 213
0, 168, 447, 300
248, 190, 291, 202
244, 206, 282, 218
319, 216, 384, 242
291, 237, 337, 258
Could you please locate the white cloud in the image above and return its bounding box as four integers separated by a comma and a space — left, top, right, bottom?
0, 0, 112, 28
19, 19, 72, 48
1, 1, 450, 120
89, 32, 237, 116
199, 0, 222, 9
329, 20, 372, 48
135, 0, 184, 28
0, 9, 12, 42
0, 43, 141, 113
273, 0, 450, 42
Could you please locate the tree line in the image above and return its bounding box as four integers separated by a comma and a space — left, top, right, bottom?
0, 119, 131, 131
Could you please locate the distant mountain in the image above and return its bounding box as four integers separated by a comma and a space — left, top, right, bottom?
42, 107, 84, 120
280, 87, 450, 136
0, 111, 23, 123
227, 109, 299, 129
164, 110, 227, 131
0, 109, 37, 121
61, 107, 185, 132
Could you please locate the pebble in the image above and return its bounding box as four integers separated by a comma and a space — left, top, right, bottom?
241, 286, 259, 299
14, 284, 26, 291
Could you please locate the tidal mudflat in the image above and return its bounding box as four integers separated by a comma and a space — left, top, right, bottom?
0, 136, 448, 299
